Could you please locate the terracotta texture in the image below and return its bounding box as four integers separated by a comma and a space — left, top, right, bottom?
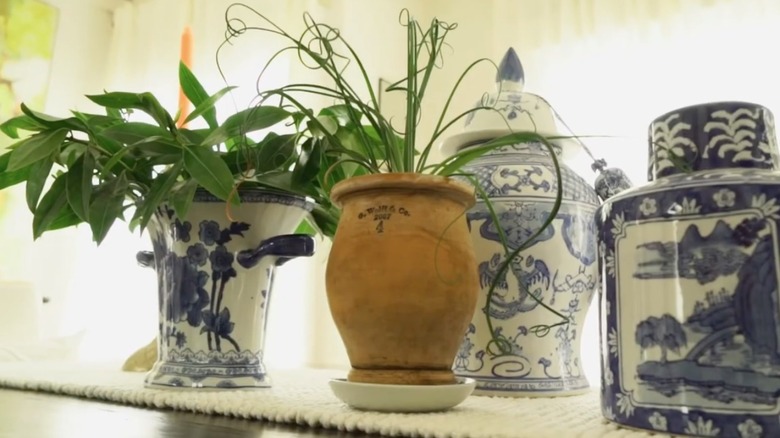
326, 173, 480, 385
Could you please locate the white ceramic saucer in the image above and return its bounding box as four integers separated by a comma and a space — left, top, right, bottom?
328, 377, 476, 413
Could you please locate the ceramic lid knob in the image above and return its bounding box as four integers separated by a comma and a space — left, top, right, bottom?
592, 158, 633, 201
439, 47, 575, 157
496, 47, 525, 91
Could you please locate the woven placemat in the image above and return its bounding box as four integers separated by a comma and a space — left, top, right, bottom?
0, 362, 657, 438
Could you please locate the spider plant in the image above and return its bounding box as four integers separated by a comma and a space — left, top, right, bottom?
220, 4, 571, 348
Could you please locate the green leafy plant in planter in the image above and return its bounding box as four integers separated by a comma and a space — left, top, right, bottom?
0, 63, 337, 243
222, 4, 570, 383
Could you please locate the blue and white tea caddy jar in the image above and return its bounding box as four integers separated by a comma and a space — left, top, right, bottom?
597, 101, 780, 437
441, 48, 604, 397
138, 189, 315, 389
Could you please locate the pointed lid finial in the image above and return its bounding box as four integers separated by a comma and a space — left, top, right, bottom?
496, 47, 524, 86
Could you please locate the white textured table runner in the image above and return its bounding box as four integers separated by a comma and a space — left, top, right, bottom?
0, 362, 661, 438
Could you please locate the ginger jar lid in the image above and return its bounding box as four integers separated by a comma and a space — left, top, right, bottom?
439, 47, 577, 156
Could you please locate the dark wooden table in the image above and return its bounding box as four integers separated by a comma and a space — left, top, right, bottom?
0, 389, 377, 438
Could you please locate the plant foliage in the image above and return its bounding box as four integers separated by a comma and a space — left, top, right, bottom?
0, 63, 336, 244
220, 5, 571, 343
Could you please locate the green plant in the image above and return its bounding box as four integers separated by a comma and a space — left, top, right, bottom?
0, 63, 335, 244
222, 5, 570, 345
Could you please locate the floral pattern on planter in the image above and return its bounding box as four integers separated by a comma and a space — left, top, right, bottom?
153, 206, 252, 353
144, 190, 314, 389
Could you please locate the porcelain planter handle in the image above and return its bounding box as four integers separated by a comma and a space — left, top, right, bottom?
136, 234, 315, 269
237, 234, 315, 268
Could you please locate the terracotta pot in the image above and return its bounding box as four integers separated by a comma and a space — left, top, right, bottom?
326, 173, 479, 385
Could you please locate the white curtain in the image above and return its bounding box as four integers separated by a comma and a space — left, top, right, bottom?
15, 0, 780, 381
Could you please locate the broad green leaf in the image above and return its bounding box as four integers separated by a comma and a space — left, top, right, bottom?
318, 104, 359, 127
20, 104, 87, 132
171, 179, 198, 219
183, 146, 235, 201
87, 92, 175, 130
224, 134, 296, 175
178, 128, 210, 146
66, 153, 94, 221
87, 92, 144, 109
105, 107, 123, 119
147, 154, 185, 166
25, 157, 54, 212
0, 115, 45, 138
71, 111, 121, 130
88, 173, 129, 244
310, 204, 339, 238
256, 134, 297, 171
140, 93, 177, 131
32, 174, 68, 239
294, 217, 317, 236
135, 161, 182, 230
60, 142, 86, 167
179, 62, 212, 122
184, 86, 237, 128
202, 106, 291, 146
0, 151, 31, 190
252, 171, 316, 197
132, 140, 181, 157
292, 138, 322, 187
48, 204, 83, 232
92, 134, 145, 181
8, 128, 68, 171
102, 123, 173, 145
100, 145, 135, 176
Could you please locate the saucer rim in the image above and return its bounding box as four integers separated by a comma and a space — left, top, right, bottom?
328, 377, 476, 389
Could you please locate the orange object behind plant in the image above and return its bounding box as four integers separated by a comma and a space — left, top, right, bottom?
177, 25, 193, 128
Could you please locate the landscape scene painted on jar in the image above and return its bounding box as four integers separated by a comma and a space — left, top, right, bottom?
616, 214, 780, 412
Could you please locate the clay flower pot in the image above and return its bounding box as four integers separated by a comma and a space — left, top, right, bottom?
326, 173, 480, 386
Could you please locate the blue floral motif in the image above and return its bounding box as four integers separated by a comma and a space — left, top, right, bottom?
154, 207, 253, 353
173, 218, 191, 242
199, 220, 221, 246
187, 243, 208, 266
209, 245, 234, 273
165, 254, 210, 326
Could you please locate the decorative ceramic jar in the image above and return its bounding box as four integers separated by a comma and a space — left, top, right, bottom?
139, 189, 315, 389
326, 173, 479, 386
441, 48, 600, 397
597, 101, 780, 437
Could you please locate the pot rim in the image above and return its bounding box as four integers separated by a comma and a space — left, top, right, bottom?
192, 187, 315, 211
330, 173, 476, 209
650, 101, 772, 127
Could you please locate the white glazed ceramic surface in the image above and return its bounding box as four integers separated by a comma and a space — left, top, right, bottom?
442, 48, 600, 397
453, 144, 599, 397
328, 377, 476, 412
144, 191, 313, 389
598, 102, 780, 437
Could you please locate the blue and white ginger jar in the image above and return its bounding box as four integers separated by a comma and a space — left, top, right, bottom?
597, 101, 780, 437
441, 48, 601, 397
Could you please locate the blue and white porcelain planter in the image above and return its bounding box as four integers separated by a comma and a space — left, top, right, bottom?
597, 102, 780, 437
139, 189, 315, 389
442, 48, 600, 397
